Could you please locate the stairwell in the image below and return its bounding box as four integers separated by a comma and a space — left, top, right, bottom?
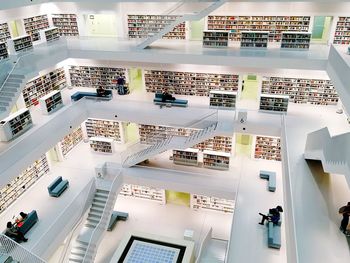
304, 127, 350, 187
135, 0, 226, 50
0, 73, 27, 114
122, 122, 218, 167
200, 238, 228, 263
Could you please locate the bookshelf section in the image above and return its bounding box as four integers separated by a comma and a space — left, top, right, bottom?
259, 94, 289, 113
262, 77, 339, 105
39, 27, 60, 42
203, 150, 230, 170
281, 32, 311, 50
254, 135, 281, 161
191, 194, 234, 213
241, 31, 269, 48
0, 108, 33, 142
23, 14, 49, 41
85, 118, 122, 141
22, 67, 66, 108
52, 14, 79, 36
145, 70, 239, 96
0, 22, 11, 45
127, 15, 185, 39
173, 148, 199, 166
0, 154, 49, 214
207, 15, 310, 42
89, 137, 114, 154
0, 42, 8, 60
193, 136, 232, 153
120, 184, 166, 204
333, 17, 350, 45
203, 31, 229, 47
69, 66, 126, 89
59, 127, 83, 157
7, 35, 33, 54
209, 90, 237, 109
39, 90, 64, 115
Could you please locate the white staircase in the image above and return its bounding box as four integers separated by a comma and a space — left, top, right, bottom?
68, 171, 122, 263
304, 127, 350, 187
199, 238, 227, 263
135, 0, 226, 50
122, 122, 218, 167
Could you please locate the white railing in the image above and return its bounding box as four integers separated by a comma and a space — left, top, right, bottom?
195, 227, 213, 263
30, 178, 96, 260
81, 167, 123, 262
0, 234, 46, 263
281, 115, 299, 263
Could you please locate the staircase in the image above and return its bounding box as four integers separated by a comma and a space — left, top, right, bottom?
68, 172, 122, 263
200, 238, 228, 263
304, 127, 350, 187
122, 122, 218, 167
135, 0, 226, 50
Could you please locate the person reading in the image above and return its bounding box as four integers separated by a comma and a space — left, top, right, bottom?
5, 222, 27, 243
161, 88, 176, 102
96, 86, 106, 97
259, 205, 283, 225
15, 212, 28, 227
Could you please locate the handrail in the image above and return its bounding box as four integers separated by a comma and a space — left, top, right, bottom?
183, 110, 218, 129
82, 168, 122, 262
30, 178, 95, 259
57, 180, 96, 263
0, 234, 46, 263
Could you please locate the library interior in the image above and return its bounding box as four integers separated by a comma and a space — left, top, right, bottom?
0, 0, 349, 263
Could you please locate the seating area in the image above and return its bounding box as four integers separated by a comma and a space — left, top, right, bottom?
47, 176, 69, 197
70, 90, 113, 102
107, 211, 129, 231
17, 210, 38, 235
267, 221, 282, 249
0, 255, 19, 263
259, 170, 276, 192
153, 93, 188, 107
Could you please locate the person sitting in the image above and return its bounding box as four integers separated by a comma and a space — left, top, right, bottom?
5, 222, 27, 243
96, 86, 106, 97
161, 88, 176, 102
259, 205, 283, 225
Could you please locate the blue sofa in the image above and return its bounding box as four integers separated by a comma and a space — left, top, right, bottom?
260, 170, 276, 192
48, 176, 69, 197
153, 93, 188, 107
107, 211, 128, 231
267, 221, 281, 249
18, 210, 38, 235
71, 90, 112, 101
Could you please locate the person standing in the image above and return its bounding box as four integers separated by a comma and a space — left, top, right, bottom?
117, 75, 125, 95
339, 202, 350, 235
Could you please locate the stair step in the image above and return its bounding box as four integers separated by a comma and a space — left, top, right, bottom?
93, 198, 107, 204
7, 78, 23, 83
4, 82, 21, 87
85, 222, 98, 228
0, 101, 9, 106
88, 211, 102, 218
2, 87, 18, 93
87, 217, 100, 224
68, 254, 84, 263
71, 250, 86, 258
95, 192, 109, 198
0, 92, 15, 97
76, 240, 89, 246
10, 74, 25, 79
96, 189, 109, 194
91, 203, 105, 209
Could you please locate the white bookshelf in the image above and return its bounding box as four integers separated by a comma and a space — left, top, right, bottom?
203, 30, 229, 48
193, 136, 233, 153
85, 118, 122, 141
0, 22, 11, 45
119, 184, 166, 204
39, 27, 60, 43
39, 90, 64, 115
0, 108, 33, 142
23, 14, 49, 42
173, 148, 199, 166
281, 32, 311, 50
262, 76, 339, 105
207, 15, 310, 42
0, 42, 8, 60
89, 137, 114, 154
254, 135, 281, 161
209, 90, 237, 109
7, 35, 33, 54
241, 31, 269, 48
191, 194, 234, 213
52, 14, 79, 36
259, 94, 289, 113
0, 154, 49, 214
69, 65, 126, 89
59, 127, 83, 157
145, 70, 239, 96
22, 67, 66, 108
203, 150, 230, 170
127, 15, 185, 39
333, 17, 350, 45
